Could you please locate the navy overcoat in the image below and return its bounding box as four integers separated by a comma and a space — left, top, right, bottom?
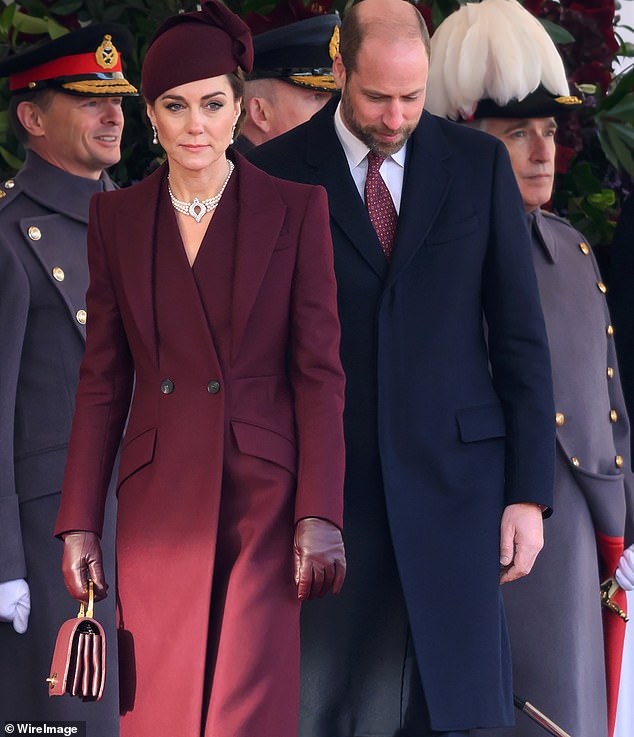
250, 100, 555, 732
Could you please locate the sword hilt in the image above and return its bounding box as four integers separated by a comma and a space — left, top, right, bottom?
600, 576, 629, 622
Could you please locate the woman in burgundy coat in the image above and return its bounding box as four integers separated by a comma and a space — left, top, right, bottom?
54, 4, 346, 736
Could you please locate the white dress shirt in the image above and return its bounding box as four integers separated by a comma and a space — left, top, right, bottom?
333, 102, 407, 214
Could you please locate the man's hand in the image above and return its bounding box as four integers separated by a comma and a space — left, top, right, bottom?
293, 517, 346, 600
0, 579, 31, 634
61, 531, 108, 602
615, 544, 634, 591
499, 503, 544, 584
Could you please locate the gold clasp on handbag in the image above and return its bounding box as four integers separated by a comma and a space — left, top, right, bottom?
78, 579, 95, 619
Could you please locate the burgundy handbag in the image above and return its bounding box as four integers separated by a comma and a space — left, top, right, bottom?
47, 581, 106, 701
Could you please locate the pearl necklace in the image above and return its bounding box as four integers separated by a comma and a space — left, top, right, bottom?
168, 160, 235, 223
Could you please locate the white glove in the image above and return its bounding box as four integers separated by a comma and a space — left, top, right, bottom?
615, 545, 634, 591
0, 579, 31, 634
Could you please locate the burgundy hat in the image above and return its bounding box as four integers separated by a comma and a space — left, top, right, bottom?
142, 0, 254, 102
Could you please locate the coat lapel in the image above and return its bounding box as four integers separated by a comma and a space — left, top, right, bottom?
113, 158, 288, 367
386, 112, 453, 288
531, 209, 558, 263
230, 153, 287, 361
305, 103, 388, 280
114, 166, 164, 367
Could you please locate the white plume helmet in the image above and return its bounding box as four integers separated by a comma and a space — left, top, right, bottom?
426, 0, 572, 120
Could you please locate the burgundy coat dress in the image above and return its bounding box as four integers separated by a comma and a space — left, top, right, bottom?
54, 153, 345, 737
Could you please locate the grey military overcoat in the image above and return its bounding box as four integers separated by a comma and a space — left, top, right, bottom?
478, 209, 634, 737
0, 152, 119, 733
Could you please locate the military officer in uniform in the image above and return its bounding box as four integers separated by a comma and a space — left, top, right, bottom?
0, 25, 137, 732
234, 13, 340, 152
426, 2, 634, 736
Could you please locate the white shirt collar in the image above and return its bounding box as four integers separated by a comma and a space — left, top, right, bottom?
334, 101, 407, 170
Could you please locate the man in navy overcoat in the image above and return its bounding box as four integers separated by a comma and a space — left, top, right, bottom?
249, 0, 555, 734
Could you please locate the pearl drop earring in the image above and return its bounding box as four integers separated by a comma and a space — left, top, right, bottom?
152, 124, 158, 145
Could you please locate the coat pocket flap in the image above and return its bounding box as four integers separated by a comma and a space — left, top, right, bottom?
456, 404, 506, 443
117, 427, 157, 490
231, 420, 296, 474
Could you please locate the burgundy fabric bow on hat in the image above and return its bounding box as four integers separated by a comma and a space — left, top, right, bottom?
142, 0, 254, 102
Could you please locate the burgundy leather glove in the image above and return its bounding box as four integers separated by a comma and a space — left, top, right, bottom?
294, 517, 346, 600
61, 531, 108, 603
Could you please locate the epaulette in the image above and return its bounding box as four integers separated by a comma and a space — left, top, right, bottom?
540, 209, 572, 227
0, 176, 21, 210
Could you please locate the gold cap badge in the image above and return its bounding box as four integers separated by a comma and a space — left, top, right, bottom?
95, 35, 119, 70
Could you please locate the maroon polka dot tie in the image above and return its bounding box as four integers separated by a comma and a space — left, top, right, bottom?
364, 150, 397, 261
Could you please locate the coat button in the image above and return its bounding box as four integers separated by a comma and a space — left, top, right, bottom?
597, 281, 607, 294
75, 309, 87, 325
610, 409, 618, 423
607, 324, 614, 336
0, 190, 6, 199
555, 412, 565, 426
579, 241, 590, 255
4, 179, 15, 189
52, 266, 65, 282
207, 380, 221, 394
571, 456, 580, 467
616, 455, 624, 468
28, 226, 41, 240
160, 379, 174, 394
607, 367, 614, 379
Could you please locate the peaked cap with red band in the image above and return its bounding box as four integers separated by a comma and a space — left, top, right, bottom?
0, 23, 137, 97
142, 0, 254, 103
